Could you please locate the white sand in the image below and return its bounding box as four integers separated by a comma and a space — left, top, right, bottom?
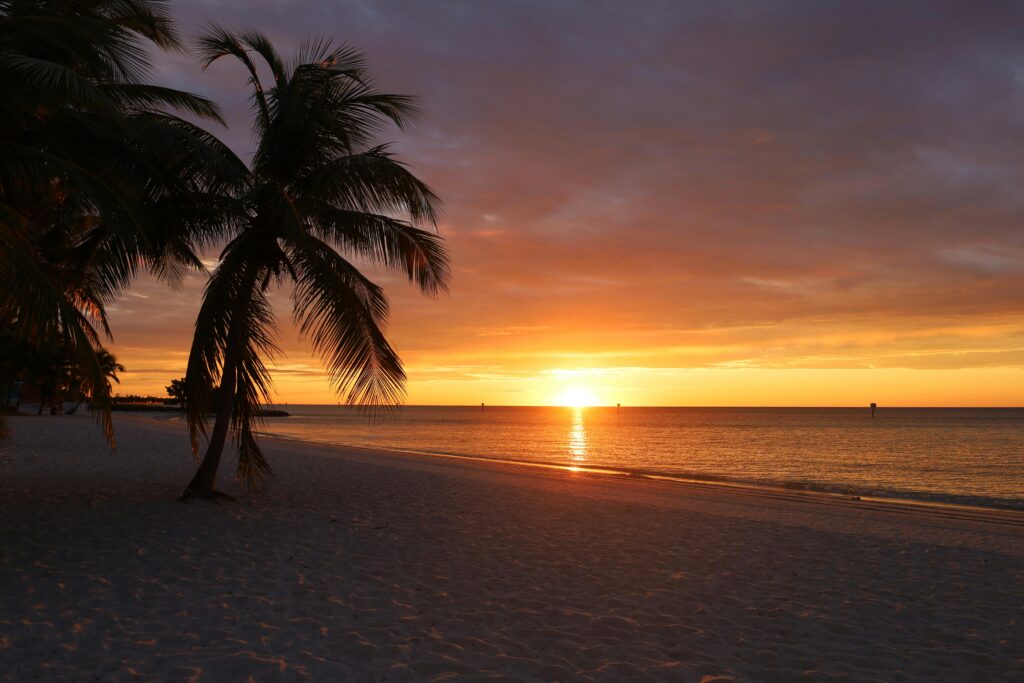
1, 414, 1022, 682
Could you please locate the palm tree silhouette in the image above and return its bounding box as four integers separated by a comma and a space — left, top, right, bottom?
0, 1, 243, 444
182, 28, 449, 498
66, 348, 125, 415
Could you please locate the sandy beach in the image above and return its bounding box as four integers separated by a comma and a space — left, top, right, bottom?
1, 415, 1022, 682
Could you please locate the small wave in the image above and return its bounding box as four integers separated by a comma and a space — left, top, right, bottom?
639, 469, 1024, 511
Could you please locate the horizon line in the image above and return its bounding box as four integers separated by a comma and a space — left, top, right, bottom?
259, 403, 1024, 410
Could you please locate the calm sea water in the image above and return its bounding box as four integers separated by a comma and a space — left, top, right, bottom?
257, 406, 1024, 509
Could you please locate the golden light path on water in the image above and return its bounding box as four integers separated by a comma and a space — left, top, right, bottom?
254, 405, 1024, 509
568, 407, 587, 465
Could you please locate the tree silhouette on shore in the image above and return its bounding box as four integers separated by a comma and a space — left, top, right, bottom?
0, 1, 243, 443
182, 28, 449, 499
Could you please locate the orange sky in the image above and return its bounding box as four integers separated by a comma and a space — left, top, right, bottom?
107, 1, 1024, 407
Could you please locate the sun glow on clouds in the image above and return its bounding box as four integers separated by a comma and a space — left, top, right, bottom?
100, 3, 1024, 408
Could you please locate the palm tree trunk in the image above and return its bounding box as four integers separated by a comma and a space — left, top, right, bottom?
181, 270, 258, 500
182, 348, 239, 497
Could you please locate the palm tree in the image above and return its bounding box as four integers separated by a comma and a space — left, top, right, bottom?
0, 2, 246, 443
65, 347, 124, 415
182, 28, 449, 499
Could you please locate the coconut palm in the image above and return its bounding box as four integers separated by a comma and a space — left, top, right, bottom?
62, 347, 124, 415
0, 1, 246, 442
68, 348, 125, 413
182, 28, 449, 498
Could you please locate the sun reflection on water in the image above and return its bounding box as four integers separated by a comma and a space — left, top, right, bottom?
568, 408, 587, 462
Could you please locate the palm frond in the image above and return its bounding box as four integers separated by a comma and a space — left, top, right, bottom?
195, 23, 271, 132
0, 212, 116, 445
229, 288, 277, 487
105, 0, 181, 51
237, 29, 287, 88
1, 53, 113, 109
66, 316, 116, 447
296, 146, 441, 225
287, 233, 405, 410
125, 111, 250, 193
307, 205, 449, 295
291, 39, 366, 82
106, 83, 224, 123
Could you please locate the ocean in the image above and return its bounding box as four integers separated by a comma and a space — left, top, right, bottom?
257, 406, 1024, 509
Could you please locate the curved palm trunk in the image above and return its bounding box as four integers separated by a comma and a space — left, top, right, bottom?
181, 346, 239, 498
182, 271, 258, 500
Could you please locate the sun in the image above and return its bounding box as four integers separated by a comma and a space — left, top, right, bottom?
557, 386, 598, 408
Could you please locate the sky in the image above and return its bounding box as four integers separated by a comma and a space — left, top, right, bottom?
108, 0, 1024, 406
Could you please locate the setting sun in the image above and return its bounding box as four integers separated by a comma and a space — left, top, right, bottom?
557, 386, 598, 408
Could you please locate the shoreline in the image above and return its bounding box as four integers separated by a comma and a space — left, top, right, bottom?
242, 421, 1024, 557
253, 425, 1024, 518
16, 404, 1024, 513
12, 407, 1024, 514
